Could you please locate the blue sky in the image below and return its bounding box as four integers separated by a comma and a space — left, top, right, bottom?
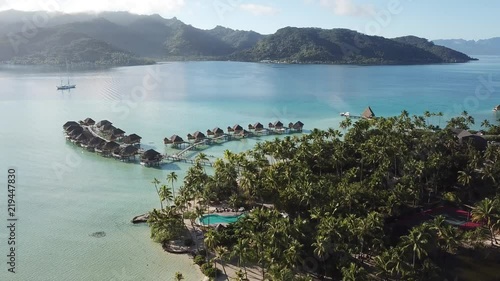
1, 0, 498, 40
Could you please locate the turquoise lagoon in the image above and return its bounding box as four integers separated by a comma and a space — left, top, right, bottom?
0, 57, 499, 280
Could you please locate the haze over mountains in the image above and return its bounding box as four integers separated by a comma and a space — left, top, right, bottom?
0, 10, 477, 66
433, 38, 500, 56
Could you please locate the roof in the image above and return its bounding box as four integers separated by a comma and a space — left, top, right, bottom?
121, 145, 139, 156
170, 135, 184, 143
63, 121, 79, 130
96, 120, 112, 127
142, 149, 162, 160
457, 130, 472, 139
253, 122, 264, 129
273, 121, 283, 127
187, 133, 194, 139
101, 124, 115, 132
89, 137, 105, 146
193, 131, 206, 139
361, 106, 375, 119
83, 118, 95, 125
232, 124, 243, 131
461, 135, 488, 151
113, 128, 126, 135
103, 141, 120, 150
293, 121, 304, 128
213, 127, 224, 135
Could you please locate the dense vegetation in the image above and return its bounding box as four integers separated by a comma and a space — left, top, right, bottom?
0, 10, 475, 66
233, 27, 475, 64
148, 111, 500, 280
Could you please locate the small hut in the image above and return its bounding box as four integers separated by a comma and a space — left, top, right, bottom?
68, 126, 83, 138
88, 137, 105, 150
167, 135, 185, 148
63, 121, 79, 130
227, 126, 234, 133
293, 121, 304, 132
253, 122, 264, 131
123, 133, 141, 145
96, 120, 112, 128
187, 133, 195, 141
102, 141, 120, 152
193, 131, 206, 141
119, 145, 139, 160
141, 149, 162, 167
268, 122, 275, 128
112, 128, 126, 138
288, 122, 294, 129
207, 129, 214, 136
101, 124, 115, 133
213, 127, 224, 137
83, 118, 95, 126
232, 124, 243, 134
361, 106, 375, 119
239, 129, 251, 138
248, 124, 254, 130
273, 121, 284, 130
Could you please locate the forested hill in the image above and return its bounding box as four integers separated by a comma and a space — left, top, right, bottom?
0, 10, 475, 66
232, 27, 475, 64
433, 37, 500, 56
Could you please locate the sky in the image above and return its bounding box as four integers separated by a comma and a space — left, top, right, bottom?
0, 0, 498, 40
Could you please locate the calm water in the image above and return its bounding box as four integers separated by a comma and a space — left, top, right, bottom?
0, 57, 499, 280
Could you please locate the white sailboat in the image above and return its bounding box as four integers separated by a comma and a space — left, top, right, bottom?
57, 77, 76, 90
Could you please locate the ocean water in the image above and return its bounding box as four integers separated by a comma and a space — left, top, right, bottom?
0, 57, 499, 281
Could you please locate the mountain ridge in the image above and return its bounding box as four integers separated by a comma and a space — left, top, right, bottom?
0, 10, 477, 66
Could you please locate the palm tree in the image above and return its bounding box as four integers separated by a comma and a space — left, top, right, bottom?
167, 171, 178, 200
159, 184, 173, 208
471, 198, 499, 245
204, 229, 218, 276
151, 178, 163, 209
215, 246, 229, 279
341, 262, 368, 281
400, 226, 431, 268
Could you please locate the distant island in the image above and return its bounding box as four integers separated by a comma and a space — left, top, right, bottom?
433, 38, 500, 56
0, 10, 476, 67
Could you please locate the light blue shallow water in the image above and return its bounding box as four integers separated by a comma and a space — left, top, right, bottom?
0, 58, 499, 280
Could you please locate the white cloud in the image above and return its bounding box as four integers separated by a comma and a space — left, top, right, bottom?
0, 0, 185, 14
239, 3, 278, 16
318, 0, 375, 17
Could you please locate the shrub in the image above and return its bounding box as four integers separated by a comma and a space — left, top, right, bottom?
201, 263, 219, 278
193, 255, 205, 266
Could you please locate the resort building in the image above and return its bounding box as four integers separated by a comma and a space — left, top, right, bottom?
141, 149, 162, 167
362, 106, 375, 119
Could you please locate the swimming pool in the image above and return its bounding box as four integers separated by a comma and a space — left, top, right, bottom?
199, 214, 245, 225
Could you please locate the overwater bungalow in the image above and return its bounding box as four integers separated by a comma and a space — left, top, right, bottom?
67, 126, 84, 138
63, 121, 79, 130
232, 124, 243, 134
101, 141, 120, 156
141, 149, 162, 167
165, 135, 185, 148
293, 121, 304, 132
213, 127, 224, 137
88, 137, 105, 151
362, 106, 375, 119
268, 122, 274, 129
248, 124, 254, 130
123, 134, 141, 145
187, 133, 195, 141
113, 145, 139, 161
193, 131, 206, 142
273, 121, 284, 130
253, 122, 264, 131
239, 129, 252, 138
227, 126, 234, 133
96, 120, 112, 128
112, 128, 126, 138
206, 129, 214, 137
101, 124, 115, 133
82, 118, 95, 126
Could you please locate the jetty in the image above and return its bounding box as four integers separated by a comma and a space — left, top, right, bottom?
340, 106, 376, 119
64, 118, 305, 168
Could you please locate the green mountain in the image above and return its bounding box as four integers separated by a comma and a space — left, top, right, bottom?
0, 10, 476, 66
232, 27, 475, 64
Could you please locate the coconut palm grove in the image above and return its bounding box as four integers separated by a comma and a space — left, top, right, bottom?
147, 111, 500, 281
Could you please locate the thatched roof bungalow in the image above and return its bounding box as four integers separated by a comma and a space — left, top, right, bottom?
273, 121, 284, 129
227, 126, 234, 133
63, 121, 79, 130
168, 135, 185, 144
253, 122, 264, 131
248, 124, 254, 130
207, 129, 214, 136
268, 122, 274, 128
141, 149, 162, 166
123, 134, 141, 145
68, 126, 84, 137
83, 118, 95, 126
187, 133, 195, 141
96, 120, 112, 128
88, 137, 105, 148
120, 145, 139, 157
112, 128, 126, 137
361, 106, 375, 119
232, 124, 243, 133
101, 124, 115, 132
102, 141, 120, 151
293, 121, 304, 131
193, 131, 206, 141
213, 127, 224, 137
